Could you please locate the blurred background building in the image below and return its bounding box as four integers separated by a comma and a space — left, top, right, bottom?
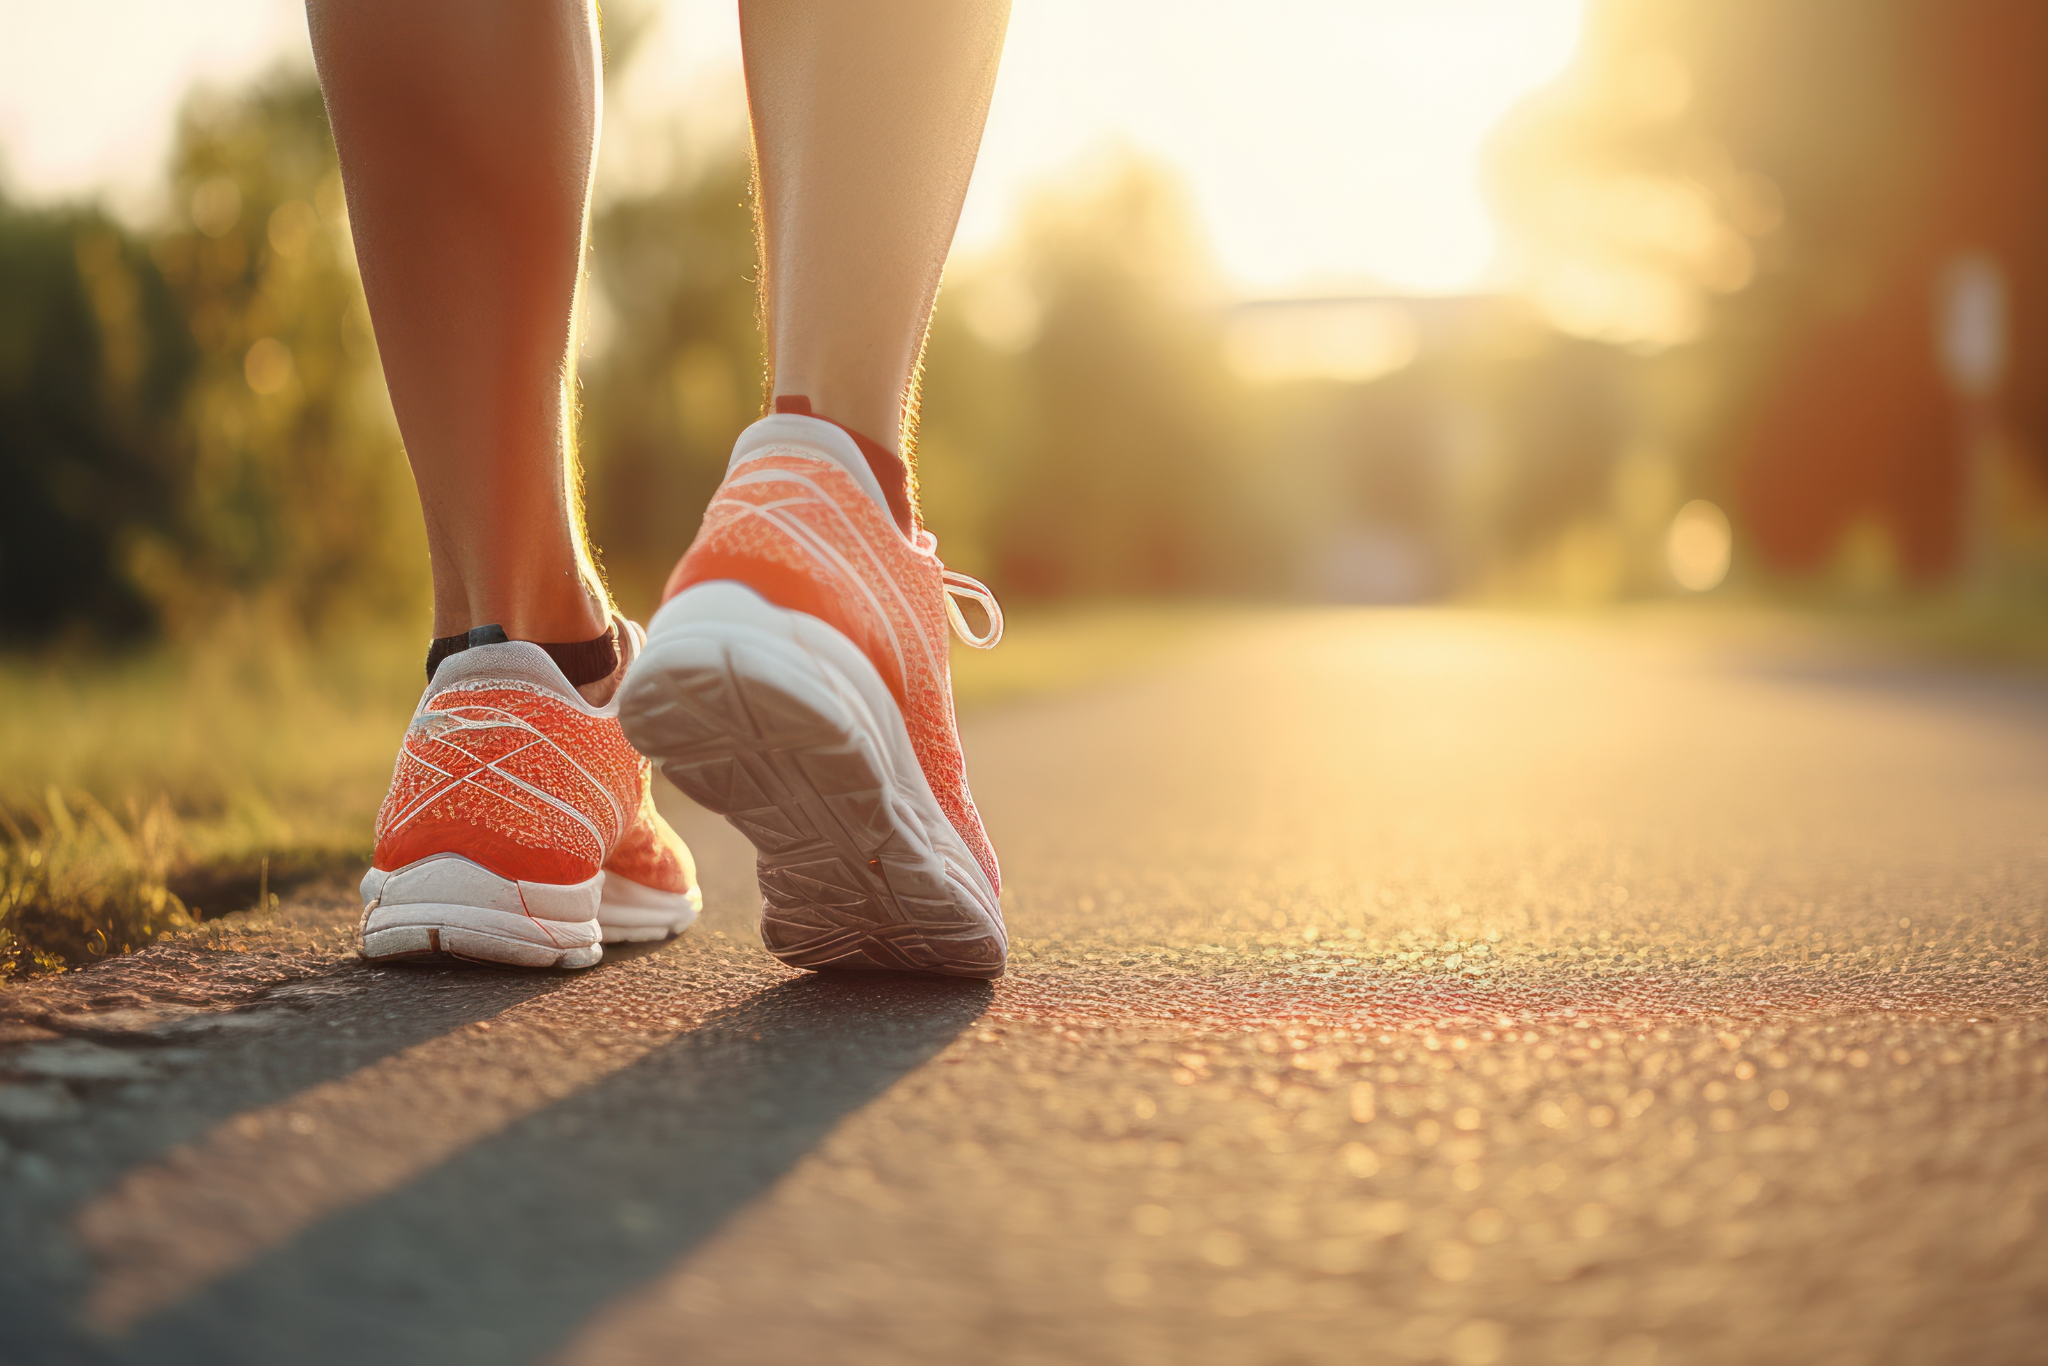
4, 0, 2047, 644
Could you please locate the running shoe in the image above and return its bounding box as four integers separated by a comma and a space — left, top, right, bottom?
360, 618, 703, 968
617, 411, 1006, 978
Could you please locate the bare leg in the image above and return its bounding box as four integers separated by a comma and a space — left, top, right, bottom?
614, 2, 1015, 980
741, 0, 1011, 468
307, 0, 608, 644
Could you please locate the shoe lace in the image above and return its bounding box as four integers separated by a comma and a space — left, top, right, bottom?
942, 569, 1004, 649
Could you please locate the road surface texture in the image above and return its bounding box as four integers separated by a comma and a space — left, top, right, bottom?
3, 610, 2046, 1366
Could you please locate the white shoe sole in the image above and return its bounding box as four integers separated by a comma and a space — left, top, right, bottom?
619, 580, 1007, 979
358, 856, 702, 968
597, 873, 705, 943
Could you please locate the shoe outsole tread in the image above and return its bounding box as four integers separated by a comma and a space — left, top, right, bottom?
622, 585, 1005, 979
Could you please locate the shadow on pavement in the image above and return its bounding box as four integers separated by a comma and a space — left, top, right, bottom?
1, 960, 599, 1366
107, 971, 990, 1366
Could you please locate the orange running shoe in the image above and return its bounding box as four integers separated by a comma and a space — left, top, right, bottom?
617, 411, 1006, 978
359, 618, 703, 969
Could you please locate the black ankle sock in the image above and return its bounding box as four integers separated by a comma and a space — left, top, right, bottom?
426, 622, 619, 687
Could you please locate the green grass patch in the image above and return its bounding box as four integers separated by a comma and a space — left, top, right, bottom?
0, 630, 421, 978
1, 791, 195, 978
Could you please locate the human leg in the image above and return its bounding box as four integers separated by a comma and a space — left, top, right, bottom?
742, 0, 1011, 485
311, 0, 699, 967
620, 0, 1013, 978
307, 0, 608, 645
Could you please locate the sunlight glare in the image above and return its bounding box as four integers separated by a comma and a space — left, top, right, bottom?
4, 0, 1589, 298
961, 0, 1589, 293
1226, 300, 1419, 384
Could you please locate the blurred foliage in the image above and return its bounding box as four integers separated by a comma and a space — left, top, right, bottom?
12, 33, 1963, 647
923, 168, 1263, 596
0, 72, 420, 648
0, 198, 194, 641
1487, 0, 2048, 595
6, 12, 2047, 644
0, 63, 1727, 635
1481, 0, 1907, 593
146, 78, 421, 640
1489, 3, 1868, 352
580, 154, 1285, 610
579, 154, 767, 612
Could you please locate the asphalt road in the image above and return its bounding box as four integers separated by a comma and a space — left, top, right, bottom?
3, 609, 2046, 1366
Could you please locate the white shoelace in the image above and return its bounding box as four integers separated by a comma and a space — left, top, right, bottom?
941, 569, 1004, 649
910, 528, 1004, 649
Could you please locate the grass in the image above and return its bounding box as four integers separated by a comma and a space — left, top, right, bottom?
0, 630, 421, 978
1, 792, 197, 977
0, 601, 1223, 979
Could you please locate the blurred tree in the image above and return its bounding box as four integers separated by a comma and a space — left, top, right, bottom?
1488, 2, 1894, 353
2, 70, 421, 648
920, 160, 1273, 596
1489, 0, 2048, 585
0, 198, 193, 643
578, 154, 766, 617
143, 73, 420, 638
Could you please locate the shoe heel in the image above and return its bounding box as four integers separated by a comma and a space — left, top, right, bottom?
621, 581, 1006, 978
596, 874, 704, 943
359, 855, 604, 969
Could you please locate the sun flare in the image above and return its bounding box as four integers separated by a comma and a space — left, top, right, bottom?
1, 0, 1586, 296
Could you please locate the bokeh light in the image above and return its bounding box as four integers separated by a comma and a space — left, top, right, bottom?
1666, 500, 1732, 592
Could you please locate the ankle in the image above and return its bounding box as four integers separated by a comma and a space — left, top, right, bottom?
771, 394, 916, 534
425, 617, 624, 695
431, 557, 611, 640
767, 375, 904, 460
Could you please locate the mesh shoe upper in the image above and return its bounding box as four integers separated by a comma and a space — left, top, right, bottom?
662, 426, 1001, 896
373, 640, 698, 893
